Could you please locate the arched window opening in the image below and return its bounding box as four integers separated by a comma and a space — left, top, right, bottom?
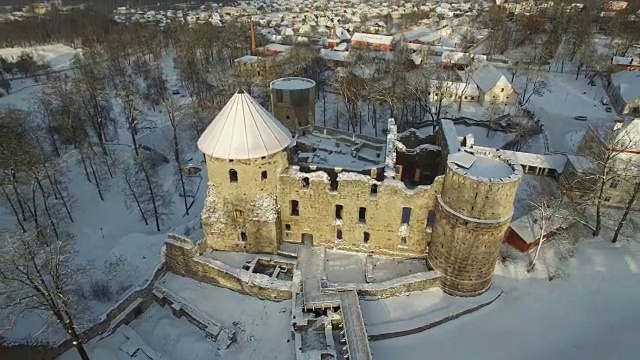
229, 169, 238, 183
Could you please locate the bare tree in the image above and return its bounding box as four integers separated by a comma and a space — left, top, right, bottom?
611, 180, 640, 243
484, 101, 504, 136
0, 228, 90, 360
577, 122, 640, 236
526, 192, 567, 272
517, 63, 550, 106
117, 78, 154, 156
163, 98, 190, 216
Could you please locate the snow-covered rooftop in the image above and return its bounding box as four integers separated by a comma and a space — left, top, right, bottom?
469, 61, 511, 92
448, 150, 520, 181
610, 70, 640, 103
351, 32, 394, 45
197, 91, 293, 160
270, 77, 315, 90
510, 208, 572, 243
293, 128, 385, 171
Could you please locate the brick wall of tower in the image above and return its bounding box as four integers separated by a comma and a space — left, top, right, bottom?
201, 151, 289, 254
428, 158, 521, 296
270, 86, 316, 131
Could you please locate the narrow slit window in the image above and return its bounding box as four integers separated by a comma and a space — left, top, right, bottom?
240, 232, 247, 242
261, 171, 268, 181
229, 169, 238, 183
427, 210, 436, 228
330, 178, 339, 191
363, 231, 370, 244
302, 177, 310, 189
335, 205, 343, 220
359, 207, 367, 224
337, 229, 343, 240
400, 237, 407, 246
291, 200, 299, 216
370, 184, 378, 196
401, 207, 411, 224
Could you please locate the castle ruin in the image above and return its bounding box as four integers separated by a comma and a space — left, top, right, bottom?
197, 77, 522, 297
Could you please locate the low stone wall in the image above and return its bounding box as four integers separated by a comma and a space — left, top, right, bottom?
164, 234, 292, 301
326, 271, 441, 299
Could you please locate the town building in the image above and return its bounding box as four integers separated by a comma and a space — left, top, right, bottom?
564, 118, 640, 210
605, 70, 640, 116
351, 33, 395, 52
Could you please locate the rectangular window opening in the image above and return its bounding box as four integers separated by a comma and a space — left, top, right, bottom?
335, 204, 343, 220
337, 229, 343, 240
401, 207, 411, 224
610, 179, 619, 189
400, 237, 407, 246
370, 184, 378, 196
359, 207, 367, 224
363, 231, 370, 244
285, 224, 291, 232
235, 209, 244, 220
291, 200, 299, 216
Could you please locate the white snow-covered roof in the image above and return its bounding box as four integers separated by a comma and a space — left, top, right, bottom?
469, 61, 511, 92
610, 70, 640, 103
197, 91, 293, 160
510, 208, 573, 244
351, 32, 394, 45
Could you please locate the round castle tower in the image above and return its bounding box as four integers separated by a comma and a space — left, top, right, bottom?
428, 151, 522, 296
269, 77, 316, 131
197, 90, 292, 254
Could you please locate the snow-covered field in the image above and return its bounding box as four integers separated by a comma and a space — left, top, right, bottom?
370, 236, 640, 360
60, 273, 294, 359
0, 44, 82, 71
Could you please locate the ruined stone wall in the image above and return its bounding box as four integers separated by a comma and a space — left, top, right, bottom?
326, 271, 441, 299
428, 157, 521, 296
278, 169, 445, 257
164, 235, 292, 301
201, 151, 289, 254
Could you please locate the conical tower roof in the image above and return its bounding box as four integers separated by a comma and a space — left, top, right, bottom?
197, 91, 293, 160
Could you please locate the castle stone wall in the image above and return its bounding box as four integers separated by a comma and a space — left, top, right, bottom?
278, 169, 444, 257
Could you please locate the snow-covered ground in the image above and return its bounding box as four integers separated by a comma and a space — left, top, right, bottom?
0, 44, 82, 71
58, 304, 221, 360
60, 274, 294, 359
509, 70, 618, 154
370, 236, 640, 360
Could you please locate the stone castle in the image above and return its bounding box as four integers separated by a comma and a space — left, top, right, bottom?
197, 77, 523, 297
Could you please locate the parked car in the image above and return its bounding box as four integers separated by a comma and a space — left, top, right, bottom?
601, 97, 609, 106
605, 107, 612, 112
573, 116, 588, 121
172, 89, 180, 95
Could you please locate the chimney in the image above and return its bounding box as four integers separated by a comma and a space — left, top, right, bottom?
614, 119, 624, 131
250, 21, 257, 56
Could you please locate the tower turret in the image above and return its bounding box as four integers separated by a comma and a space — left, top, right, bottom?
269, 77, 316, 131
198, 91, 292, 253
428, 151, 522, 296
